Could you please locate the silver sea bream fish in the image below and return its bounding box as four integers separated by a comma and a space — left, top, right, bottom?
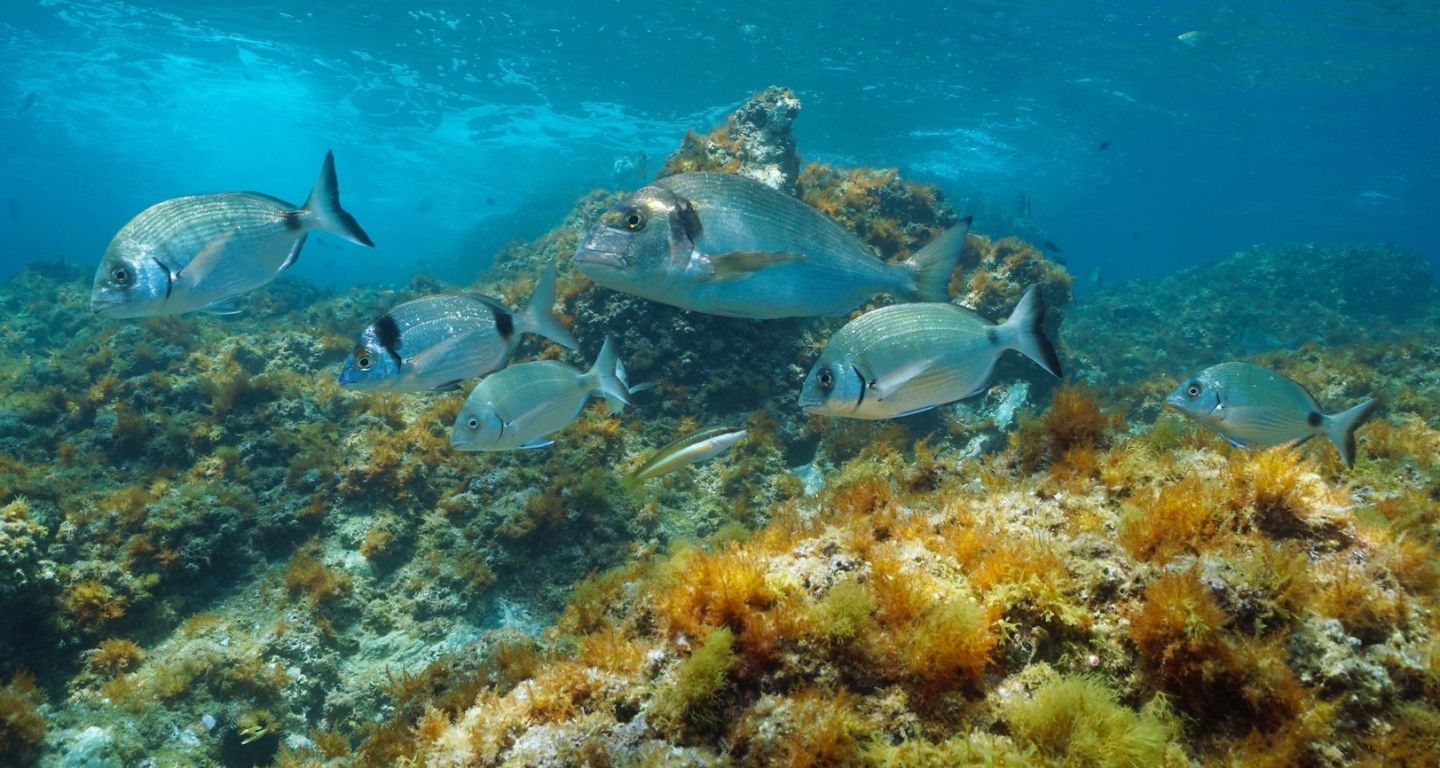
1165, 362, 1379, 467
799, 286, 1062, 419
338, 263, 578, 392
574, 171, 970, 319
451, 336, 634, 451
91, 151, 373, 318
624, 426, 747, 487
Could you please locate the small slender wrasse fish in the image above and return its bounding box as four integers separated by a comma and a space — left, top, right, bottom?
624, 426, 747, 487
1165, 362, 1379, 467
575, 171, 970, 319
450, 335, 634, 451
338, 262, 578, 392
91, 151, 373, 317
799, 285, 1061, 420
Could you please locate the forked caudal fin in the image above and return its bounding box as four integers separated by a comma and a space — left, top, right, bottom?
1324, 398, 1379, 468
901, 216, 971, 303
518, 262, 579, 349
587, 335, 633, 415
1005, 285, 1063, 378
302, 151, 375, 247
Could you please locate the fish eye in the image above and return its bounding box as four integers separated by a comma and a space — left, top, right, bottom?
467, 417, 479, 429
817, 370, 833, 388
622, 209, 646, 231
111, 267, 131, 284
356, 354, 373, 371
1187, 384, 1201, 397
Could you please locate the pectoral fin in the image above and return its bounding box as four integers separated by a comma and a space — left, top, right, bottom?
703, 251, 806, 282
429, 381, 463, 392
178, 226, 241, 291
503, 400, 553, 441
404, 330, 482, 378
870, 357, 939, 400
199, 300, 240, 316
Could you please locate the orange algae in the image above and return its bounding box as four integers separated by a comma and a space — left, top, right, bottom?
385, 376, 1440, 766
0, 672, 47, 766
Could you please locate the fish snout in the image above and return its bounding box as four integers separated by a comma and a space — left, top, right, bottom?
573, 247, 628, 270
1162, 392, 1192, 414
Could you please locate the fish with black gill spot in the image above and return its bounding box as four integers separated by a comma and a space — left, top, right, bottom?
1165, 361, 1379, 467
799, 285, 1062, 420
339, 263, 577, 392
90, 151, 373, 318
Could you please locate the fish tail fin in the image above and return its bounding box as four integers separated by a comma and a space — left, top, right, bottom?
517, 262, 579, 349
587, 335, 633, 415
900, 216, 971, 303
1324, 398, 1379, 468
1004, 285, 1063, 377
302, 151, 375, 247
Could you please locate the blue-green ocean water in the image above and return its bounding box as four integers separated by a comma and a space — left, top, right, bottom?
2, 0, 1437, 289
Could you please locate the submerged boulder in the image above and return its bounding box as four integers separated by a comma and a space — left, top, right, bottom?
658, 85, 803, 194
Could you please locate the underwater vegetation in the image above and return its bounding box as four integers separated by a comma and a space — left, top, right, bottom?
0, 88, 1435, 767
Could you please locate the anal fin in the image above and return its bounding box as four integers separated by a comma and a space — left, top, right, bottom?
279, 234, 307, 273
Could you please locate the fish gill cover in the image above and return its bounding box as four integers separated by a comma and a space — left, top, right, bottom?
0, 86, 1438, 767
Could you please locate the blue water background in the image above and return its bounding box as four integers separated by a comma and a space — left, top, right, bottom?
2, 0, 1437, 291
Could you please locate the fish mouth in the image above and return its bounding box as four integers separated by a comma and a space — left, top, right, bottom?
90, 299, 126, 316
573, 247, 628, 270
450, 435, 475, 451
336, 368, 363, 387
1162, 396, 1193, 415
797, 398, 826, 413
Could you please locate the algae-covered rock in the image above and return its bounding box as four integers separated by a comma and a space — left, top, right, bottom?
659, 85, 803, 194
0, 86, 1078, 767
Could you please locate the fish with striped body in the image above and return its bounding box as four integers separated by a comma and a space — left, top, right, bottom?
575, 171, 970, 319
798, 286, 1062, 419
91, 151, 373, 318
1165, 362, 1379, 468
451, 336, 634, 451
338, 263, 578, 392
624, 426, 747, 487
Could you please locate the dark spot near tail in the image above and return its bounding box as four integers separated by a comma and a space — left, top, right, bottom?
1307, 411, 1322, 428
374, 314, 403, 366
491, 305, 514, 340
283, 210, 304, 231
986, 328, 999, 345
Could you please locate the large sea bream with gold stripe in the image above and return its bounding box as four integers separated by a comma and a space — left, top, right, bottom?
574, 171, 971, 319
